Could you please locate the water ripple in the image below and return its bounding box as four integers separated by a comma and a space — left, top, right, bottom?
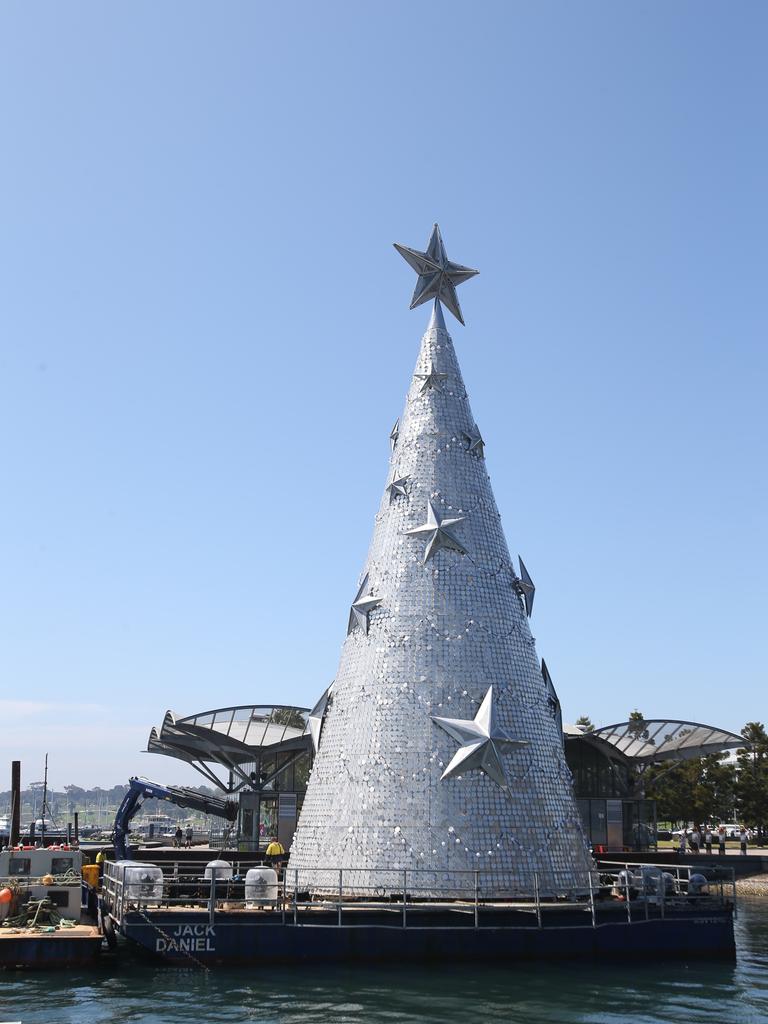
1, 899, 766, 1024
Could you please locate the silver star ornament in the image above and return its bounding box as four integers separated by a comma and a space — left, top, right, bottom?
389, 419, 399, 450
431, 686, 528, 792
308, 683, 333, 754
404, 501, 467, 563
463, 426, 485, 458
386, 472, 409, 502
347, 573, 383, 635
394, 223, 479, 325
514, 556, 535, 617
414, 363, 448, 395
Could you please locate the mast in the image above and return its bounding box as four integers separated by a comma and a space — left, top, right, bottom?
41, 753, 48, 844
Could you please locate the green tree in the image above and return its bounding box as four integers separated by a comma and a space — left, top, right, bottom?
575, 715, 594, 732
270, 707, 308, 729
735, 722, 768, 837
628, 710, 651, 741
644, 754, 736, 827
703, 754, 737, 822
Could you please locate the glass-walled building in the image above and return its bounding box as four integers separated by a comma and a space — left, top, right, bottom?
564, 719, 743, 849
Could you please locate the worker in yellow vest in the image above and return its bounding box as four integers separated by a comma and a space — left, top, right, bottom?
265, 839, 285, 870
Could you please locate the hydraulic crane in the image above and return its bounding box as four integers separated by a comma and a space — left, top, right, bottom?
112, 776, 238, 860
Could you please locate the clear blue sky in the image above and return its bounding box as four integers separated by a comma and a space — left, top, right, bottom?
1, 2, 765, 789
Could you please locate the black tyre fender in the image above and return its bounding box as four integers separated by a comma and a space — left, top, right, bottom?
100, 907, 118, 950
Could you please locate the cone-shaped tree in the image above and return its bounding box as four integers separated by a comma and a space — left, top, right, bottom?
289, 296, 592, 895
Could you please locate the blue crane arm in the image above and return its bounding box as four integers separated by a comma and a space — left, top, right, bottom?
113, 776, 238, 860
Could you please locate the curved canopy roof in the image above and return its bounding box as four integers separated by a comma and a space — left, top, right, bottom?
565, 719, 744, 764
146, 704, 311, 790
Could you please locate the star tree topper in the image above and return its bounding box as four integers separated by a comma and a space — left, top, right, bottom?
431, 687, 528, 792
394, 224, 479, 325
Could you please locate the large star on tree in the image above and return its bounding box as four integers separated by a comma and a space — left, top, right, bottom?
404, 501, 467, 563
394, 224, 479, 325
431, 687, 528, 793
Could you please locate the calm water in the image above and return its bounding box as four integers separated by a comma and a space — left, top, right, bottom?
2, 898, 767, 1024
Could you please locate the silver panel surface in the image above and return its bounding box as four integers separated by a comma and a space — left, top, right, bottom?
289, 300, 593, 895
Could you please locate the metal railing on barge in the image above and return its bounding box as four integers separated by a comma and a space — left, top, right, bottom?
102, 860, 736, 932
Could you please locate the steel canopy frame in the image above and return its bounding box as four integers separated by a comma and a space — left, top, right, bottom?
587, 719, 744, 764
144, 704, 312, 793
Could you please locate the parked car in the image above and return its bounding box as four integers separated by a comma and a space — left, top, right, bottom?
659, 824, 753, 842
712, 823, 749, 839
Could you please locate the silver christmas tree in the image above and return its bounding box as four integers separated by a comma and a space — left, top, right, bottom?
289, 225, 592, 896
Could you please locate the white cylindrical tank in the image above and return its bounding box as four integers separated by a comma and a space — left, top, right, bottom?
114, 860, 164, 901
661, 871, 677, 896
245, 867, 278, 906
611, 868, 638, 899
688, 872, 710, 896
204, 859, 233, 881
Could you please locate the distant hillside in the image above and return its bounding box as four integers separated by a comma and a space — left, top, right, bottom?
0, 783, 220, 826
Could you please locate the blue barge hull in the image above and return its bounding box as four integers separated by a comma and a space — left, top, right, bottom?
115, 905, 735, 965
0, 928, 102, 970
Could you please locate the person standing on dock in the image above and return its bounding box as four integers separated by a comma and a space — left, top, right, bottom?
691, 827, 701, 854
185, 825, 193, 848
704, 827, 713, 855
718, 826, 727, 855
739, 827, 748, 855
678, 831, 688, 856
174, 826, 183, 848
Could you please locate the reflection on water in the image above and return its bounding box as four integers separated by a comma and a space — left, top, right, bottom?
2, 898, 766, 1024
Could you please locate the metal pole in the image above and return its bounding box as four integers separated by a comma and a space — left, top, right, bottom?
208, 866, 216, 925
643, 871, 649, 921
41, 753, 48, 847
402, 870, 407, 929
533, 871, 542, 929
73, 811, 79, 845
338, 869, 343, 927
587, 870, 597, 928
10, 761, 21, 847
474, 870, 479, 929
624, 871, 632, 924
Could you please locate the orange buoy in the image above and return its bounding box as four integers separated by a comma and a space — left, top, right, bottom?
0, 888, 12, 905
